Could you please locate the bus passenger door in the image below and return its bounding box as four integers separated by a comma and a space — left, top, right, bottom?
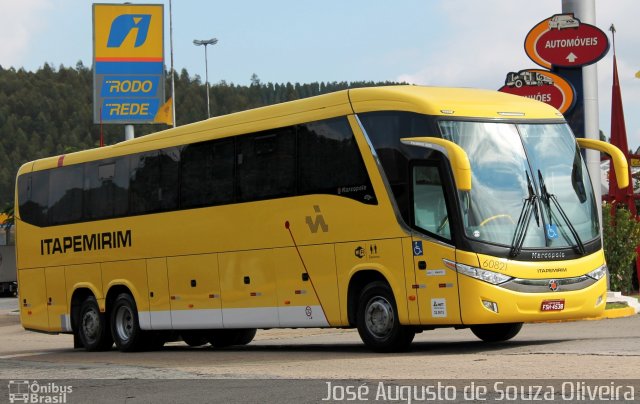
411, 238, 460, 325
411, 164, 462, 325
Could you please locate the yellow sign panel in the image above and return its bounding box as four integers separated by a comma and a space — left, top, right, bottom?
93, 4, 163, 61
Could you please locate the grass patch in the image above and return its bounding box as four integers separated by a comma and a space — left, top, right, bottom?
606, 302, 629, 310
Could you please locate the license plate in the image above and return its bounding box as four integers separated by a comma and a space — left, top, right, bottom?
541, 299, 565, 312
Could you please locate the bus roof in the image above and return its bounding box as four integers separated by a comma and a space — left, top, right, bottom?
20, 85, 563, 174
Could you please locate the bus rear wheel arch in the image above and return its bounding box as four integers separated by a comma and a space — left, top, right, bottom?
470, 322, 523, 342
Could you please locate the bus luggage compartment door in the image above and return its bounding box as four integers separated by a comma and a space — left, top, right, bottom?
18, 267, 49, 331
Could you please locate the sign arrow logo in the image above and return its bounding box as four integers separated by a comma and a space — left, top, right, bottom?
566, 52, 578, 63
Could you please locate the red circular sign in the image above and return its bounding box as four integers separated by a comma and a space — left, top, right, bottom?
525, 14, 609, 69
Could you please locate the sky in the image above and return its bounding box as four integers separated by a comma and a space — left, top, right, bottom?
1, 0, 639, 151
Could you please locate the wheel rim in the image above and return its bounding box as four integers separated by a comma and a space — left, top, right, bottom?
81, 308, 100, 343
114, 305, 134, 343
364, 296, 395, 338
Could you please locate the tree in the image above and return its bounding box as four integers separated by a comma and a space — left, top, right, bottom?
602, 202, 640, 293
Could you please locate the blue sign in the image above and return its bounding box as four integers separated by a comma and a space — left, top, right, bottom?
101, 99, 161, 122
546, 224, 559, 239
106, 14, 152, 48
100, 75, 161, 97
412, 241, 424, 256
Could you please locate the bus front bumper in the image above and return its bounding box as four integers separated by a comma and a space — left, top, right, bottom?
458, 275, 607, 325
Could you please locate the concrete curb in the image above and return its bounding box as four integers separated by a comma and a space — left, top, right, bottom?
597, 306, 637, 319
606, 291, 640, 313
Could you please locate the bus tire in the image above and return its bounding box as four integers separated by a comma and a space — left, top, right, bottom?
356, 281, 415, 352
110, 293, 145, 352
77, 296, 113, 351
470, 322, 523, 342
182, 332, 209, 347
207, 329, 257, 348
146, 332, 167, 350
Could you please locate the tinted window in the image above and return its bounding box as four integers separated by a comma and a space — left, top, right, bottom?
48, 164, 83, 225
17, 116, 378, 227
359, 111, 434, 221
84, 157, 130, 220
298, 117, 374, 203
237, 128, 295, 201
181, 139, 234, 208
130, 148, 179, 214
18, 171, 49, 227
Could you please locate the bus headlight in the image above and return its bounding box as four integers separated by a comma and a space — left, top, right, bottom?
443, 259, 512, 285
587, 264, 607, 280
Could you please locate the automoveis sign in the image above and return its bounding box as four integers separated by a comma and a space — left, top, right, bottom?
525, 13, 609, 69
498, 69, 575, 114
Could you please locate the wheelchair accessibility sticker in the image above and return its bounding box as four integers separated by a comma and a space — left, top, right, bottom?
413, 241, 423, 256
546, 224, 559, 239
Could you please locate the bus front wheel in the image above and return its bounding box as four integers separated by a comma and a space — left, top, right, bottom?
470, 323, 523, 342
110, 293, 145, 352
356, 281, 415, 352
77, 296, 113, 351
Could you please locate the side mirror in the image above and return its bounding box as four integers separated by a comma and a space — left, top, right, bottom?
576, 138, 629, 188
400, 137, 471, 191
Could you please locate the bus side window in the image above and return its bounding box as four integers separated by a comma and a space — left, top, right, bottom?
48, 164, 83, 226
84, 157, 130, 220
181, 139, 234, 208
130, 149, 179, 214
18, 172, 50, 227
413, 165, 451, 240
237, 128, 295, 202
298, 117, 372, 202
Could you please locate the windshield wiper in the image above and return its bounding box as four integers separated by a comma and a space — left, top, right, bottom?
509, 172, 539, 257
538, 170, 586, 255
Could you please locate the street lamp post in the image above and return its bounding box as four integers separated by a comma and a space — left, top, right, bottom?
193, 37, 218, 118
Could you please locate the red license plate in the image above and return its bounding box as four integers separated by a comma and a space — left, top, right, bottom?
541, 299, 565, 312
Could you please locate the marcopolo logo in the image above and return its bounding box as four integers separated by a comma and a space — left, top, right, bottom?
8, 380, 73, 403
107, 14, 152, 48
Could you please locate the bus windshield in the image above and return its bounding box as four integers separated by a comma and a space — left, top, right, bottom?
438, 121, 599, 250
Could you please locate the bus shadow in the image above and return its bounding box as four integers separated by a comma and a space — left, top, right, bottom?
155, 338, 566, 358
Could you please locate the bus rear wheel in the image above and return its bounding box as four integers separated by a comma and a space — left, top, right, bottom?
182, 332, 209, 347
110, 293, 146, 352
207, 329, 257, 348
470, 323, 523, 342
356, 281, 415, 352
77, 296, 113, 351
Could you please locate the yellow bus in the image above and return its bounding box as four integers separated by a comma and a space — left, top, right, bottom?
15, 86, 628, 352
